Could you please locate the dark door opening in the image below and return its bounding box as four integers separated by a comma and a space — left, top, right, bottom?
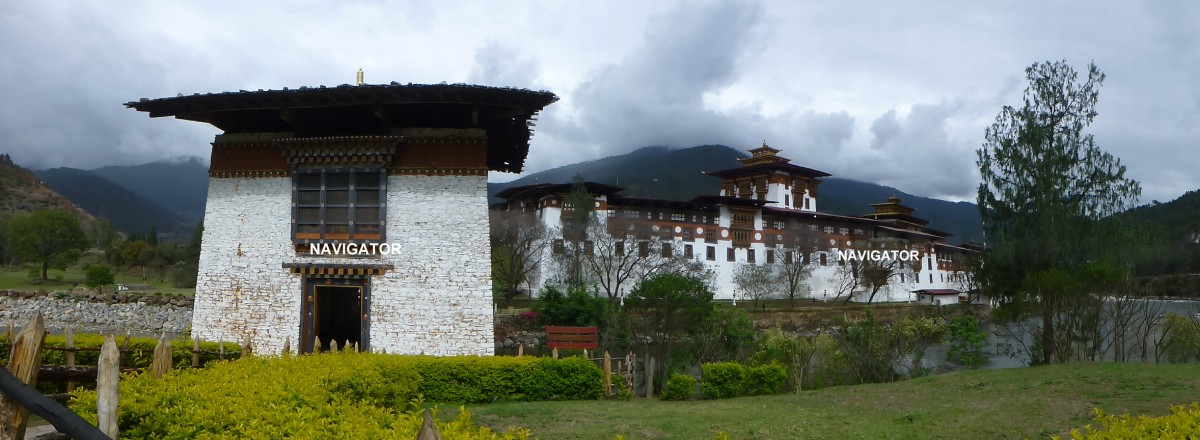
314, 285, 362, 352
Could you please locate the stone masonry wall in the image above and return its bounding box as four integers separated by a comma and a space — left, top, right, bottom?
0, 291, 191, 335
194, 175, 493, 356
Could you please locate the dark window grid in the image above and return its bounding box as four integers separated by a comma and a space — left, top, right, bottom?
293, 168, 387, 244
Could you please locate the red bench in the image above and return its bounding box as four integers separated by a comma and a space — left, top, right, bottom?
545, 326, 599, 350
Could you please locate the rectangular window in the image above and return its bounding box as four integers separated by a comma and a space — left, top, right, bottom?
706, 246, 716, 261
671, 213, 685, 222
820, 252, 827, 266
585, 241, 594, 256
747, 249, 755, 263
661, 242, 672, 258
766, 250, 775, 264
616, 241, 625, 256
727, 248, 735, 262
639, 241, 650, 257
553, 239, 564, 254
685, 244, 694, 259
293, 168, 385, 243
705, 231, 716, 243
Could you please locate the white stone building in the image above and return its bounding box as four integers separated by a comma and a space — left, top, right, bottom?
494, 144, 979, 304
128, 83, 557, 355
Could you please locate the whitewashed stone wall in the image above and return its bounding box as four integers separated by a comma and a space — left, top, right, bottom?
193, 177, 302, 354
194, 175, 494, 356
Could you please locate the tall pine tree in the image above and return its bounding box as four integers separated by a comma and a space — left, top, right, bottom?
977, 60, 1141, 365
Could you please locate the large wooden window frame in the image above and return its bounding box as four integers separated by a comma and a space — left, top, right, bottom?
292, 167, 386, 244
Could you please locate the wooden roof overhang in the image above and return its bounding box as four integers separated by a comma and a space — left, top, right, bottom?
761, 206, 884, 227
703, 162, 832, 180
607, 196, 718, 213
126, 83, 558, 173
493, 182, 624, 201
688, 195, 772, 207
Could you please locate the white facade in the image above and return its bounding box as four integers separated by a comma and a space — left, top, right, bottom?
194, 175, 494, 356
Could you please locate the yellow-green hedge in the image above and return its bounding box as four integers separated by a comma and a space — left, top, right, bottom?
1057, 403, 1200, 439
0, 333, 241, 369
68, 352, 603, 439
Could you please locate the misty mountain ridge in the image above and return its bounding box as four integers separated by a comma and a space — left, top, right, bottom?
89, 157, 209, 225
490, 145, 985, 243
34, 167, 192, 239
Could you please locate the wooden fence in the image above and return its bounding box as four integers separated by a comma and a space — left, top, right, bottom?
0, 315, 455, 440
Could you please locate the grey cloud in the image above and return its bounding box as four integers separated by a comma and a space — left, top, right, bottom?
545, 0, 766, 161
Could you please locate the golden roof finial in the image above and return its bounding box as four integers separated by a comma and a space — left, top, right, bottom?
356, 68, 364, 86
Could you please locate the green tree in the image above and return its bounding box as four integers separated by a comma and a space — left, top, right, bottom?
626, 273, 714, 388
732, 263, 775, 308
976, 60, 1140, 365
86, 264, 116, 295
552, 175, 598, 291
490, 210, 548, 305
87, 218, 120, 248
6, 210, 88, 280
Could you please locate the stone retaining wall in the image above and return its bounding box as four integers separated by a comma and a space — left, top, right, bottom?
0, 290, 192, 335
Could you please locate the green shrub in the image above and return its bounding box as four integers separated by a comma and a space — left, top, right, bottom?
700, 362, 746, 399
1161, 312, 1200, 363
68, 352, 532, 440
1056, 403, 1200, 439
661, 373, 698, 401
744, 363, 786, 396
751, 327, 815, 392
610, 372, 633, 400
0, 333, 240, 369
534, 285, 606, 327
947, 315, 988, 368
415, 355, 602, 403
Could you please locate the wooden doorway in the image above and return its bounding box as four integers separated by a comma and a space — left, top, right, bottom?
300, 277, 370, 353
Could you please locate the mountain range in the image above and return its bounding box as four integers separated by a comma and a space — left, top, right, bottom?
489, 145, 985, 243
32, 158, 208, 240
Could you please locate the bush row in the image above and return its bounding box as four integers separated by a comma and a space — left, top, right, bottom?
700, 362, 786, 399
69, 352, 603, 438
660, 361, 787, 401
1058, 403, 1200, 439
0, 333, 241, 369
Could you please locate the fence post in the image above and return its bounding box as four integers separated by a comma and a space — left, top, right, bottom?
97, 335, 119, 439
645, 356, 655, 398
603, 351, 612, 398
65, 326, 76, 393
191, 336, 201, 368
551, 348, 558, 359
626, 353, 634, 393
241, 335, 252, 359
313, 336, 321, 354
0, 313, 46, 440
151, 333, 172, 380
218, 337, 226, 361
282, 336, 291, 357
416, 408, 442, 440
516, 344, 523, 357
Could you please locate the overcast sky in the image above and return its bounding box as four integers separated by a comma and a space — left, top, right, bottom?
1, 1, 1196, 203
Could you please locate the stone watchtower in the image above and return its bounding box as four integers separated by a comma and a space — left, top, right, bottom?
127, 82, 556, 355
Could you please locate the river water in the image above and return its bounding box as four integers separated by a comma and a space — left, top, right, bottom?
926, 298, 1200, 371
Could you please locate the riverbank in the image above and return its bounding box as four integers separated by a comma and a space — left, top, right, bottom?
467, 362, 1200, 439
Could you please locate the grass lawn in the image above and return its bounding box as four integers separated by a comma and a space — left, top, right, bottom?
0, 266, 193, 296
467, 362, 1200, 439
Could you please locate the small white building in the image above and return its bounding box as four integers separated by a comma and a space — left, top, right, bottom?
128, 83, 557, 355
494, 144, 978, 304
